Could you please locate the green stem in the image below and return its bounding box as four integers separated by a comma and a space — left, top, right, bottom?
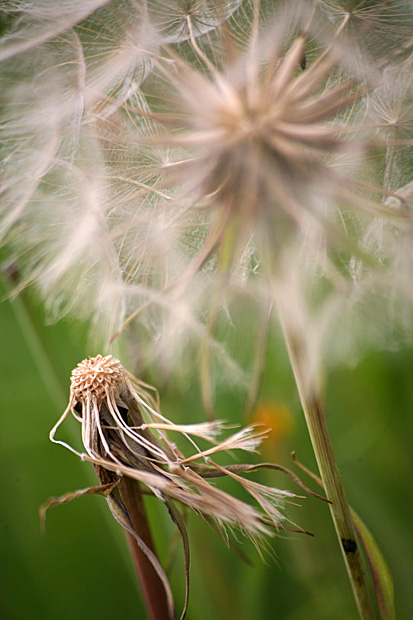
279, 309, 377, 620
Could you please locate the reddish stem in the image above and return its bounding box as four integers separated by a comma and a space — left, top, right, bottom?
118, 477, 173, 620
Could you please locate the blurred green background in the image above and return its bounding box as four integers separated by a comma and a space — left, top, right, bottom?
1, 273, 412, 620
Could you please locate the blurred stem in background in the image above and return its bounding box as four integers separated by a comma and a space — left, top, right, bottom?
1, 267, 66, 411
279, 303, 376, 620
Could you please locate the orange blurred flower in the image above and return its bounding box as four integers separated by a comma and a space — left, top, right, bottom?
252, 402, 296, 452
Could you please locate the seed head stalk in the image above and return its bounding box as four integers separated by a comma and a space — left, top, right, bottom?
278, 304, 376, 620
118, 477, 172, 620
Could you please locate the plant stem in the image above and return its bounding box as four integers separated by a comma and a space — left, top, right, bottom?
118, 477, 173, 620
279, 309, 377, 620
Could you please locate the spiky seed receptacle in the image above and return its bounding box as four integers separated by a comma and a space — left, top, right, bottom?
70, 354, 126, 403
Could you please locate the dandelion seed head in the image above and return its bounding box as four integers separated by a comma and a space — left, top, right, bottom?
147, 1, 388, 273
1, 0, 412, 374
70, 354, 125, 403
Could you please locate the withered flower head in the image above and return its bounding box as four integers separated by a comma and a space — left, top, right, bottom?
51, 354, 302, 534
47, 354, 321, 618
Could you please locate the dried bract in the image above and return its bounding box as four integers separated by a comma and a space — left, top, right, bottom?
47, 354, 318, 617
50, 355, 299, 536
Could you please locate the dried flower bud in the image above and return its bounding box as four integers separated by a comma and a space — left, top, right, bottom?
46, 354, 322, 617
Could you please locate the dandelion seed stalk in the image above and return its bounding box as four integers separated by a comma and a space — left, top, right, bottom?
279, 308, 376, 620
